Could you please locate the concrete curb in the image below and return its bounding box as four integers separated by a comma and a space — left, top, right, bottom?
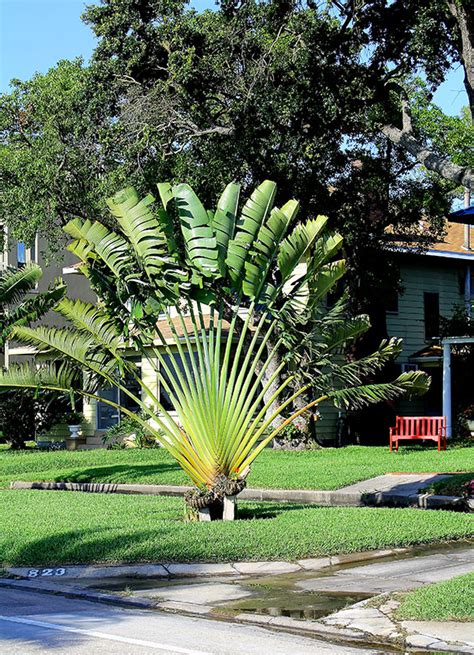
233, 602, 472, 653
318, 595, 474, 654
4, 546, 408, 580
9, 480, 467, 510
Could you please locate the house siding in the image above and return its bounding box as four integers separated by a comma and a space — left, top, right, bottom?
387, 254, 469, 418
386, 255, 465, 364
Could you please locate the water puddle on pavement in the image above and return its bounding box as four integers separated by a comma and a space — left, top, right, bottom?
210, 586, 370, 620
88, 573, 370, 620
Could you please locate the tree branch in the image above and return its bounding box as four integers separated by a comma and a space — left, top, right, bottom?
381, 92, 474, 189
446, 0, 474, 121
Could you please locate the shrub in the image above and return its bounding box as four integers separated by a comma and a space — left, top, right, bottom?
0, 390, 70, 449
102, 414, 160, 449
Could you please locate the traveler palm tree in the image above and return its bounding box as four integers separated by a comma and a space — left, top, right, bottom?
0, 181, 429, 515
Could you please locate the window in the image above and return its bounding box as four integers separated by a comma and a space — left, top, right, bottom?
16, 236, 38, 268
29, 237, 36, 263
97, 372, 142, 430
385, 290, 399, 314
97, 387, 120, 430
424, 292, 440, 340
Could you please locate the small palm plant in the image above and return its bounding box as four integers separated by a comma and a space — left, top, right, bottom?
0, 181, 429, 518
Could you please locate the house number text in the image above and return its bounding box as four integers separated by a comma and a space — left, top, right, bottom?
27, 568, 67, 577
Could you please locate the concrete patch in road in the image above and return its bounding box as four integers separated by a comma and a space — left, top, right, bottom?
137, 582, 252, 605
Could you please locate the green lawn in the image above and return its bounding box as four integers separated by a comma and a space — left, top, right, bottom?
421, 472, 473, 497
0, 489, 472, 567
1, 444, 473, 491
395, 572, 474, 622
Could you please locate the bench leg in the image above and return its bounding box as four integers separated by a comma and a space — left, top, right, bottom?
389, 435, 392, 452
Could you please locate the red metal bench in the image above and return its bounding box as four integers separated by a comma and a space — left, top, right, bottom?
389, 416, 446, 452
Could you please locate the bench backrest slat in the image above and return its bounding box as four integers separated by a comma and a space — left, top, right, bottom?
394, 416, 445, 436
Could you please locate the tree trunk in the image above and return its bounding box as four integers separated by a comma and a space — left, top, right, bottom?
382, 1, 474, 188
292, 390, 317, 441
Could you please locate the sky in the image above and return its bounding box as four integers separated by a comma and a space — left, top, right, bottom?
0, 0, 468, 116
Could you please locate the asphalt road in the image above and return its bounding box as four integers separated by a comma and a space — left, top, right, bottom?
0, 588, 380, 654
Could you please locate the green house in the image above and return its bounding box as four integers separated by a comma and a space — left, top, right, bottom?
388, 221, 473, 431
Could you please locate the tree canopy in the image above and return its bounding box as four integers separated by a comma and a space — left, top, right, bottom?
0, 0, 471, 322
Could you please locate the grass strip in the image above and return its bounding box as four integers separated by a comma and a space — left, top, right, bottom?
0, 489, 472, 567
395, 572, 474, 622
421, 472, 473, 497
1, 445, 473, 491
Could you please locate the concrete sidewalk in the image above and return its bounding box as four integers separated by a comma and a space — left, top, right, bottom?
297, 545, 474, 594
10, 471, 468, 509
321, 597, 474, 653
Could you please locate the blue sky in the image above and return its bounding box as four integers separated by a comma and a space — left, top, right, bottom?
0, 0, 468, 116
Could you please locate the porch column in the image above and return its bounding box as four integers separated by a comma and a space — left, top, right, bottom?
442, 341, 452, 439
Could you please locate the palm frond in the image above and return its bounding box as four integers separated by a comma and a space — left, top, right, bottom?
334, 338, 404, 386
0, 264, 43, 306
226, 180, 277, 285
55, 298, 123, 354
307, 259, 347, 305
12, 324, 117, 376
106, 187, 171, 280
0, 280, 67, 345
277, 216, 328, 281
157, 182, 179, 256
243, 202, 297, 300
65, 218, 134, 279
329, 370, 430, 410
0, 361, 81, 392
173, 183, 220, 277
212, 181, 240, 274
320, 315, 371, 351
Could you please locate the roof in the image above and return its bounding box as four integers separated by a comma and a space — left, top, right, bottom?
429, 221, 474, 257
62, 262, 82, 275
386, 220, 474, 261
409, 344, 442, 362
153, 314, 231, 345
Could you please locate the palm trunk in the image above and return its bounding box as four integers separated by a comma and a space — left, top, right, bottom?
292, 391, 315, 440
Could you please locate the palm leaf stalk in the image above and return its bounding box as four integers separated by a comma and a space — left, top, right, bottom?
0, 300, 319, 489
